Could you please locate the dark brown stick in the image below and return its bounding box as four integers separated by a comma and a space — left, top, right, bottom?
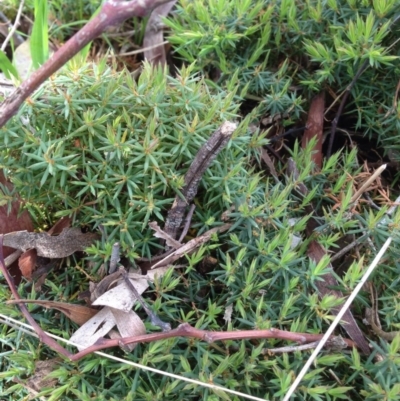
143, 1, 176, 66
326, 62, 367, 158
164, 121, 237, 239
178, 204, 196, 242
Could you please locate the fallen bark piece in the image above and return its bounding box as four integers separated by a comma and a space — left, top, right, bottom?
301, 91, 325, 168
3, 228, 100, 258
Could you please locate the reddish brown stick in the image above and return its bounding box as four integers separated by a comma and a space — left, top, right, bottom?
71, 323, 356, 361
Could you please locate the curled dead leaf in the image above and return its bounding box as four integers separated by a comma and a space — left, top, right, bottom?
7, 299, 98, 326
18, 249, 37, 280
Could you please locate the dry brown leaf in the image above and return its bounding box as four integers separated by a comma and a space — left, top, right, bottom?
47, 216, 72, 235
92, 267, 169, 311
7, 299, 98, 326
92, 275, 152, 312
70, 307, 146, 351
110, 308, 146, 351
90, 270, 122, 301
18, 249, 37, 280
69, 307, 118, 350
0, 171, 34, 283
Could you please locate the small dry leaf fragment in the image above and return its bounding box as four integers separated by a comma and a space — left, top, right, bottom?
7, 299, 98, 326
71, 266, 170, 350
18, 249, 37, 280
13, 358, 60, 400
110, 308, 146, 351
69, 307, 145, 351
149, 221, 182, 249
223, 303, 233, 324
90, 270, 122, 301
92, 276, 151, 312
47, 217, 72, 235
70, 307, 116, 350
13, 40, 33, 80
92, 267, 170, 312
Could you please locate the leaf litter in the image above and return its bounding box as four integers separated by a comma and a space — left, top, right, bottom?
70, 266, 170, 350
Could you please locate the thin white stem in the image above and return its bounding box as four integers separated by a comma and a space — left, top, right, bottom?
0, 312, 267, 401
1, 0, 25, 52
107, 40, 168, 57
282, 236, 392, 401
350, 164, 386, 203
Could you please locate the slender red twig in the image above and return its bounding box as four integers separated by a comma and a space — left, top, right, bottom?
71, 323, 356, 361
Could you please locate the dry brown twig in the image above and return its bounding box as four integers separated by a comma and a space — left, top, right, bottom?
163, 121, 237, 240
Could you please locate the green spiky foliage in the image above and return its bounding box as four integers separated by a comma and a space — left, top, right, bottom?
1, 1, 400, 400
166, 0, 400, 154
0, 60, 244, 259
